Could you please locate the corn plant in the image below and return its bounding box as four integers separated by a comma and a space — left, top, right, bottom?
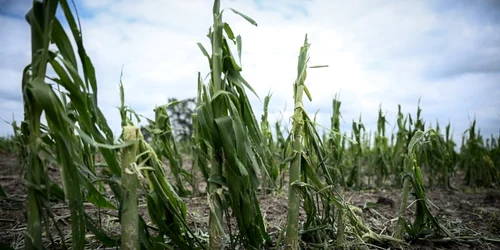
144, 103, 192, 197
443, 122, 458, 189
282, 34, 339, 249
460, 120, 498, 187
195, 0, 270, 248
21, 1, 134, 246
120, 126, 140, 250
326, 95, 346, 187
118, 81, 205, 249
486, 133, 500, 183
275, 116, 289, 190
395, 129, 452, 241
284, 34, 315, 249
260, 92, 279, 194
373, 106, 390, 187
23, 1, 86, 248
20, 1, 202, 249
275, 118, 287, 155
420, 122, 453, 189
347, 115, 365, 189
391, 104, 409, 186
280, 39, 400, 249
0, 135, 18, 155
137, 130, 205, 249
407, 101, 425, 168
191, 73, 211, 185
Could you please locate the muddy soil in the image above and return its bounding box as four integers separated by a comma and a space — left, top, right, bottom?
1, 152, 499, 249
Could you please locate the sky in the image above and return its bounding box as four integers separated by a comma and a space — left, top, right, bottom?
0, 0, 499, 145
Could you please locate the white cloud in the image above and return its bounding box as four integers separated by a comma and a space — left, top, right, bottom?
0, 0, 498, 145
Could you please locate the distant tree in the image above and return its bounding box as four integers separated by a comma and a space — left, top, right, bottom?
140, 126, 152, 142
167, 97, 196, 142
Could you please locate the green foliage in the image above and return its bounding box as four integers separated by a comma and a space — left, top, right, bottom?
144, 103, 192, 196
285, 34, 315, 250
14, 0, 499, 249
325, 95, 347, 188
20, 1, 204, 249
0, 136, 18, 154
395, 130, 453, 241
372, 106, 390, 187
347, 115, 365, 189
260, 92, 279, 193
195, 0, 270, 248
460, 120, 499, 187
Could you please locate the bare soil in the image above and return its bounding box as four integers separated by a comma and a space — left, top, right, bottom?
1, 152, 499, 249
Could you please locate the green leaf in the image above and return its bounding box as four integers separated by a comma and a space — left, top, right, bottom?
51, 18, 77, 70
85, 214, 120, 247
223, 23, 235, 41
197, 42, 211, 66
236, 35, 242, 65
222, 38, 242, 71
309, 65, 328, 68
408, 130, 425, 153
85, 179, 117, 210
303, 85, 312, 102
227, 69, 259, 99
208, 174, 227, 187
230, 8, 258, 26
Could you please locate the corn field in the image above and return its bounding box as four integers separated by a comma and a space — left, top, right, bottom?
0, 0, 499, 249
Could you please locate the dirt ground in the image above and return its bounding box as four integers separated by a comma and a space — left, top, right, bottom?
1, 152, 499, 249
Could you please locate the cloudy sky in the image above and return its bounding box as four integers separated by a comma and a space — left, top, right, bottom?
1, 0, 499, 144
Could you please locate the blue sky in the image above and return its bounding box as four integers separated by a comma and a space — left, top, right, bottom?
0, 0, 499, 144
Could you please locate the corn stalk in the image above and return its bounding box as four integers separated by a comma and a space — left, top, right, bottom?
284, 34, 312, 249
260, 92, 278, 194
120, 126, 139, 250
373, 107, 389, 188
195, 0, 269, 248
146, 103, 192, 197
460, 120, 497, 187
23, 1, 87, 249
395, 130, 453, 241
284, 34, 334, 249
327, 95, 346, 187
